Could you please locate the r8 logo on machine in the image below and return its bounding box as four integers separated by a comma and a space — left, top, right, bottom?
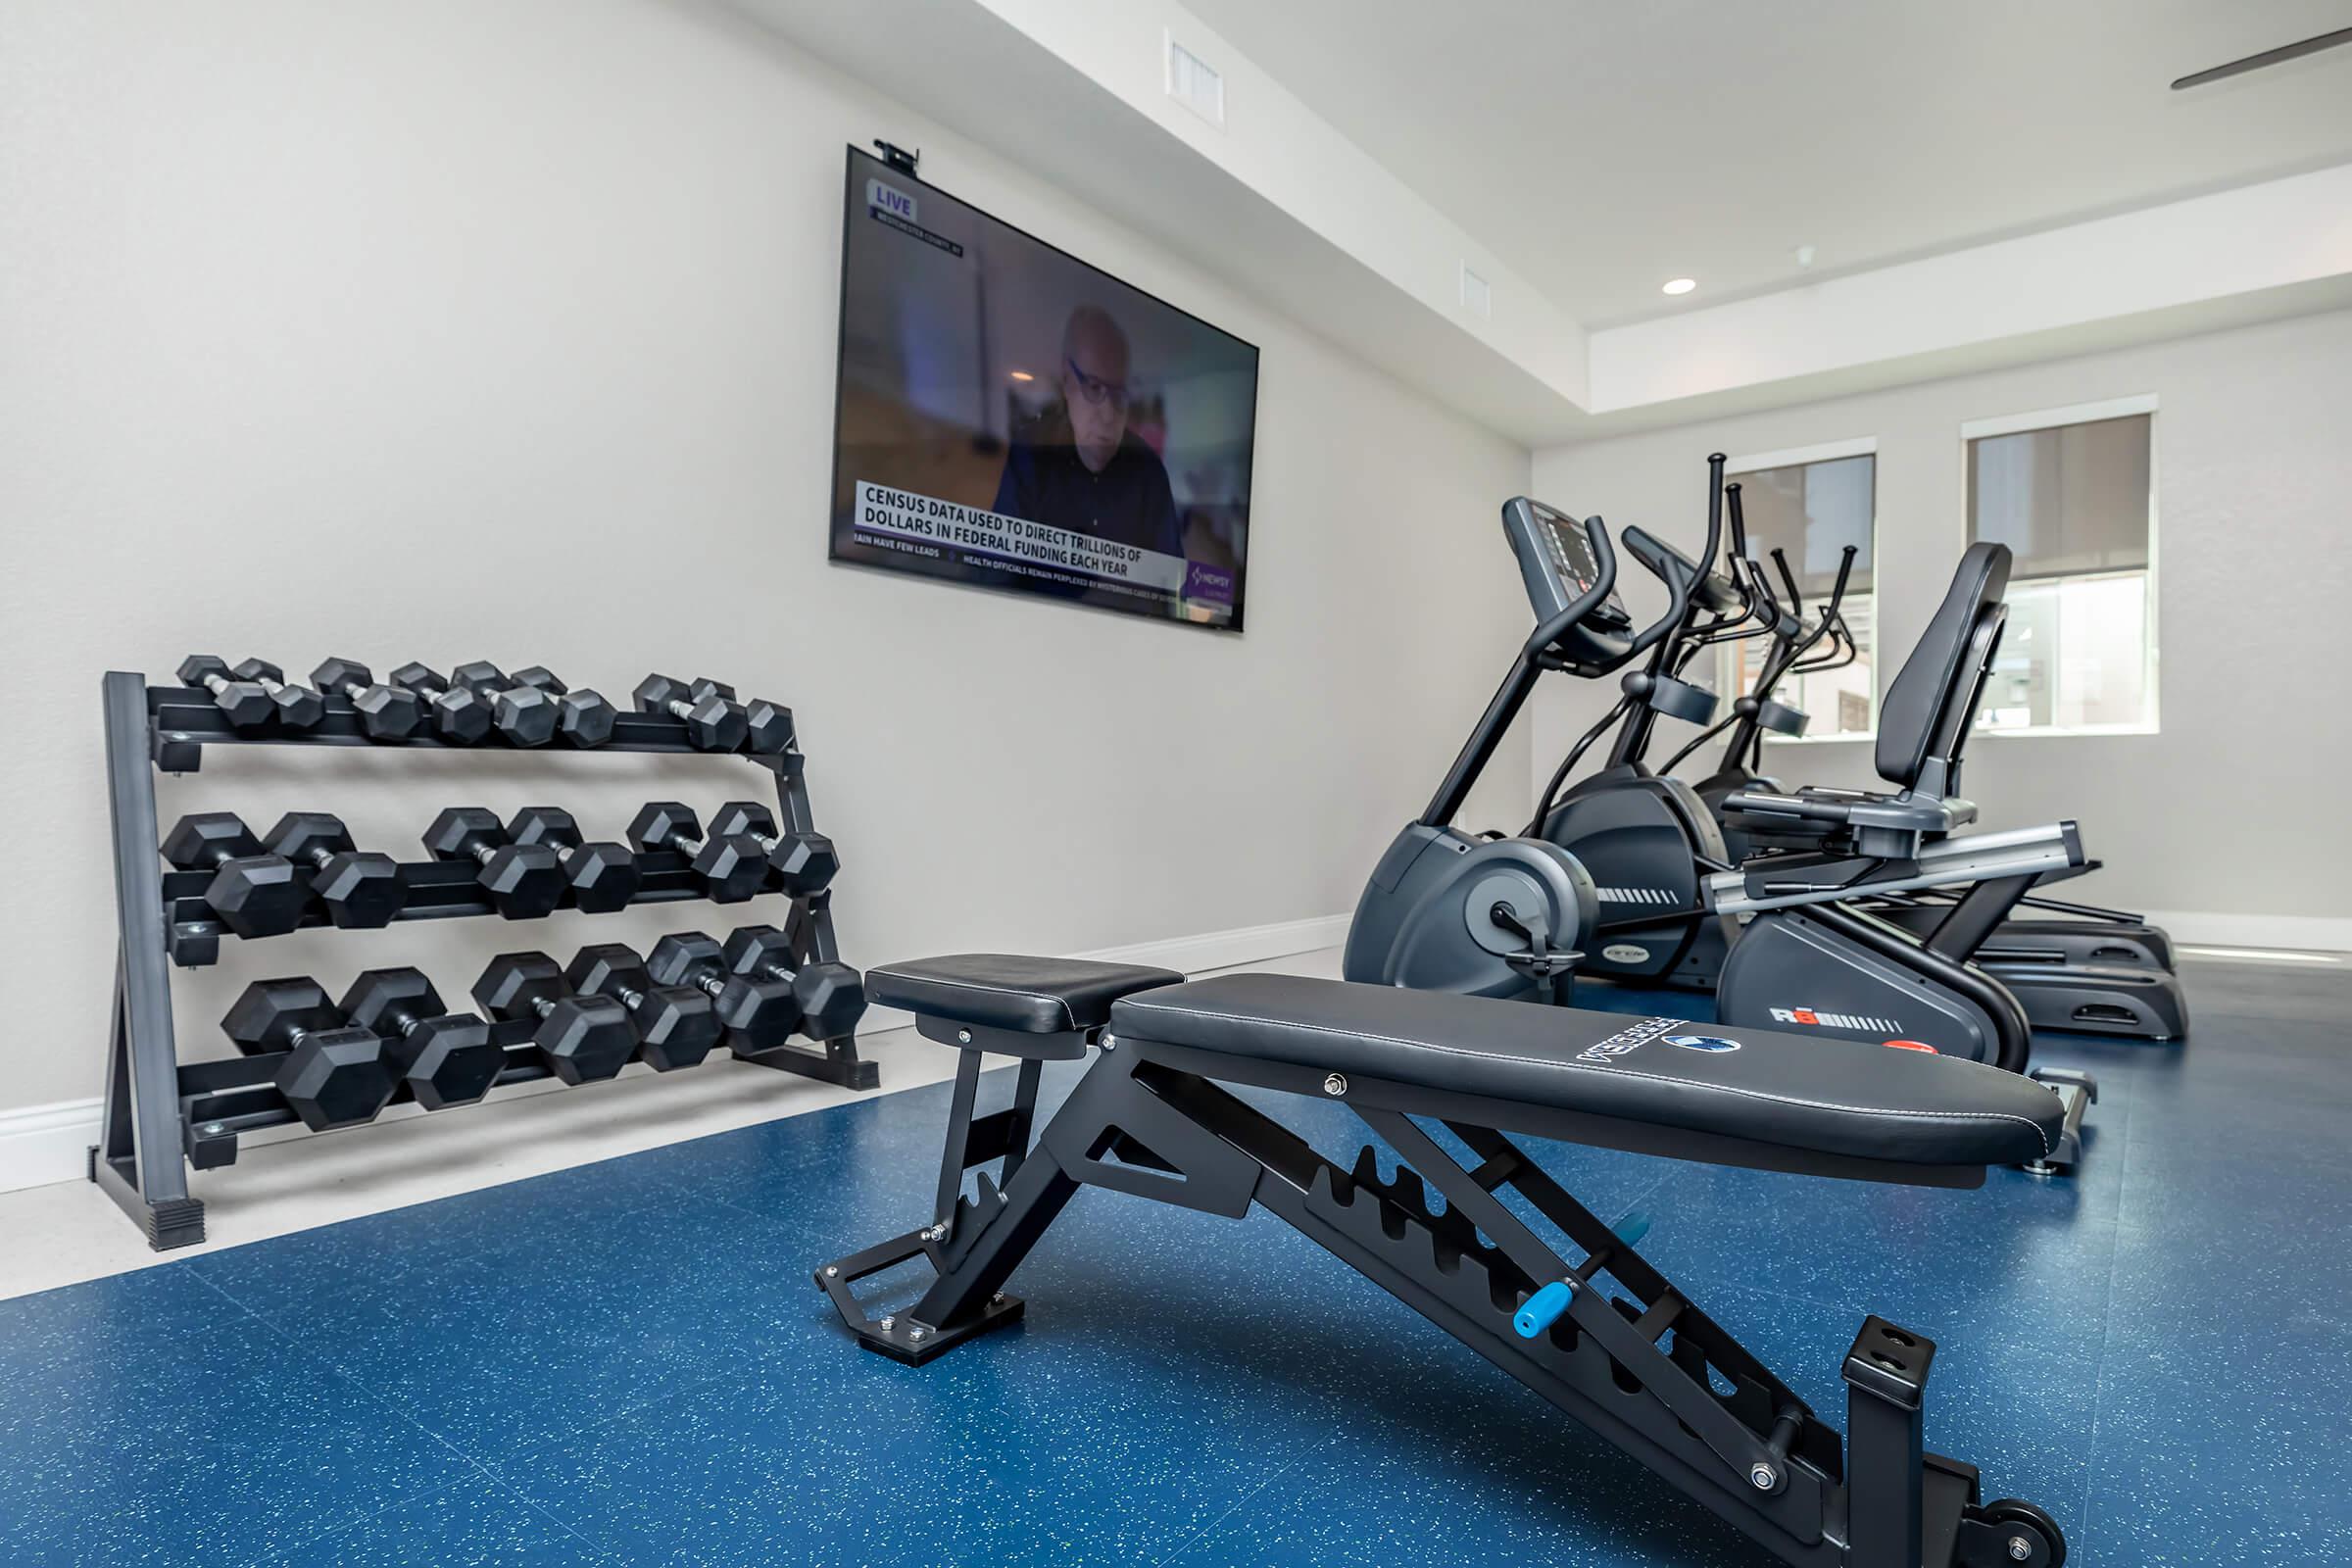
1768, 1006, 1903, 1034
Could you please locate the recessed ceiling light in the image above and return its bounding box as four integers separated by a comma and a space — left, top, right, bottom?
1661, 277, 1696, 296
1008, 370, 1035, 381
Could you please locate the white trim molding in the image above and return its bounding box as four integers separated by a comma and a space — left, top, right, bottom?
1959, 393, 2157, 442
0, 1098, 102, 1197
1724, 435, 1878, 473
2139, 910, 2352, 956
0, 911, 1355, 1197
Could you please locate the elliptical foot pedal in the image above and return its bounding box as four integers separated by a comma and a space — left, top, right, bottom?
812, 1227, 1025, 1365
2021, 1068, 2095, 1177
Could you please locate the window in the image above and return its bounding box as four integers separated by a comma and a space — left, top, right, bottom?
1719, 442, 1878, 740
1963, 398, 2157, 734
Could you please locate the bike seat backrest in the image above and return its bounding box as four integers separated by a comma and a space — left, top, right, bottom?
1875, 542, 2010, 790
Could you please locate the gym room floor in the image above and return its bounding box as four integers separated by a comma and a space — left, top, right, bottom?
1, 947, 2345, 1567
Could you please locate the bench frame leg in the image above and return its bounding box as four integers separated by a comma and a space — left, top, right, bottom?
813, 1036, 2065, 1568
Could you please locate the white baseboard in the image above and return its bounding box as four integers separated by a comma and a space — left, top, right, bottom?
0, 1099, 102, 1198
0, 911, 1353, 1199
2139, 909, 2352, 954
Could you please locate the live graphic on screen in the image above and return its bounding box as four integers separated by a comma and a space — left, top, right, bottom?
826, 146, 1260, 631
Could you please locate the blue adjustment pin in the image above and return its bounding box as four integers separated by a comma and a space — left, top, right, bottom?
1513, 1212, 1655, 1340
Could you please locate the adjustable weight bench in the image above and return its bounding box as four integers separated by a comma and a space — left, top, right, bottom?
816, 956, 2070, 1568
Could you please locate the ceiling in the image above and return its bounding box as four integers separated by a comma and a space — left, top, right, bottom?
1181, 0, 2352, 326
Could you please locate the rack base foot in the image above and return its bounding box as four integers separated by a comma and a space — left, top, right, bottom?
90, 1150, 207, 1251
736, 1035, 881, 1091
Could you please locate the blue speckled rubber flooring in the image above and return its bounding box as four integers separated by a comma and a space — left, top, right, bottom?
2, 957, 2346, 1565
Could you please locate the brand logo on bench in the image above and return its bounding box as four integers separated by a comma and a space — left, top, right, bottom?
1769, 1006, 1904, 1033
1664, 1034, 1741, 1053
1575, 1016, 1679, 1065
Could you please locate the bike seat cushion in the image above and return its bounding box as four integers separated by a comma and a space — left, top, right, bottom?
1109, 974, 2061, 1167
868, 954, 1184, 1033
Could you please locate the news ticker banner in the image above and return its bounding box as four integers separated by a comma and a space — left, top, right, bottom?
853, 481, 1236, 612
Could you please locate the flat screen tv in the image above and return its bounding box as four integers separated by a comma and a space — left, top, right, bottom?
827, 146, 1259, 631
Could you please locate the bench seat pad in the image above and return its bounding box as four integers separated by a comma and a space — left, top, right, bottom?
869, 955, 1185, 1034
1110, 974, 2060, 1167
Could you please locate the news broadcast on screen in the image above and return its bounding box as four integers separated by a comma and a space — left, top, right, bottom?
826, 145, 1261, 631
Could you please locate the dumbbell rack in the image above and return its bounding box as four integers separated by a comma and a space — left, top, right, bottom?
92, 669, 877, 1250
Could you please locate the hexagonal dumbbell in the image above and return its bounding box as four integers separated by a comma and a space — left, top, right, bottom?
685, 677, 793, 756
311, 657, 425, 741
423, 807, 566, 919
220, 978, 398, 1132
507, 808, 641, 914
471, 953, 635, 1085
625, 802, 768, 904
175, 655, 274, 730
388, 663, 495, 744
449, 661, 559, 748
710, 802, 838, 897
564, 943, 719, 1071
340, 967, 506, 1110
507, 666, 617, 749
265, 811, 405, 929
633, 672, 748, 752
721, 925, 866, 1041
228, 659, 327, 729
647, 930, 799, 1051
160, 813, 306, 938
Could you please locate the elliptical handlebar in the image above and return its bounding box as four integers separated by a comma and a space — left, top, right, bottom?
1618, 454, 1728, 663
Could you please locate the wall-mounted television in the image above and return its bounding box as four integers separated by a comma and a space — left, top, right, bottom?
826, 146, 1260, 632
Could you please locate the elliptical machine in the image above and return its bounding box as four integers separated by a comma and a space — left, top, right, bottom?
1526, 462, 1765, 989
1344, 476, 1723, 1003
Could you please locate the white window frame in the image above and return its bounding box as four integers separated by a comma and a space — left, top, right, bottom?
1959, 393, 2160, 739
1721, 436, 1880, 745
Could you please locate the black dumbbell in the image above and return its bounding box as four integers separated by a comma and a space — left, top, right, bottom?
633, 673, 748, 752
265, 811, 405, 929
722, 924, 866, 1041
507, 808, 641, 914
312, 657, 425, 741
229, 659, 327, 728
686, 677, 793, 755
423, 807, 566, 919
648, 930, 798, 1050
174, 655, 274, 729
449, 662, 559, 748
341, 968, 506, 1110
388, 663, 495, 744
565, 943, 720, 1071
710, 802, 838, 896
507, 666, 617, 749
625, 803, 768, 904
221, 979, 398, 1131
160, 813, 306, 938
472, 953, 636, 1084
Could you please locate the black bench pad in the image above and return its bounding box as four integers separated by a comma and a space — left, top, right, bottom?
868, 955, 1184, 1034
1110, 975, 2061, 1167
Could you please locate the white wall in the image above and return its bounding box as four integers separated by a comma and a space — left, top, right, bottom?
1532, 308, 2352, 940
0, 0, 1533, 1115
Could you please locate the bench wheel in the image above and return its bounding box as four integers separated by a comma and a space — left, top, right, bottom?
1974, 1496, 2065, 1567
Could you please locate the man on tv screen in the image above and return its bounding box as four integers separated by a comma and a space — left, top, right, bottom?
991, 305, 1183, 560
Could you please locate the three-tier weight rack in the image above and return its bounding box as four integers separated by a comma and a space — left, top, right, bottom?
92, 669, 876, 1250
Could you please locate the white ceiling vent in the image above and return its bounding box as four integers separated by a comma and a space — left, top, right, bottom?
1165, 34, 1225, 126
1460, 265, 1492, 319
